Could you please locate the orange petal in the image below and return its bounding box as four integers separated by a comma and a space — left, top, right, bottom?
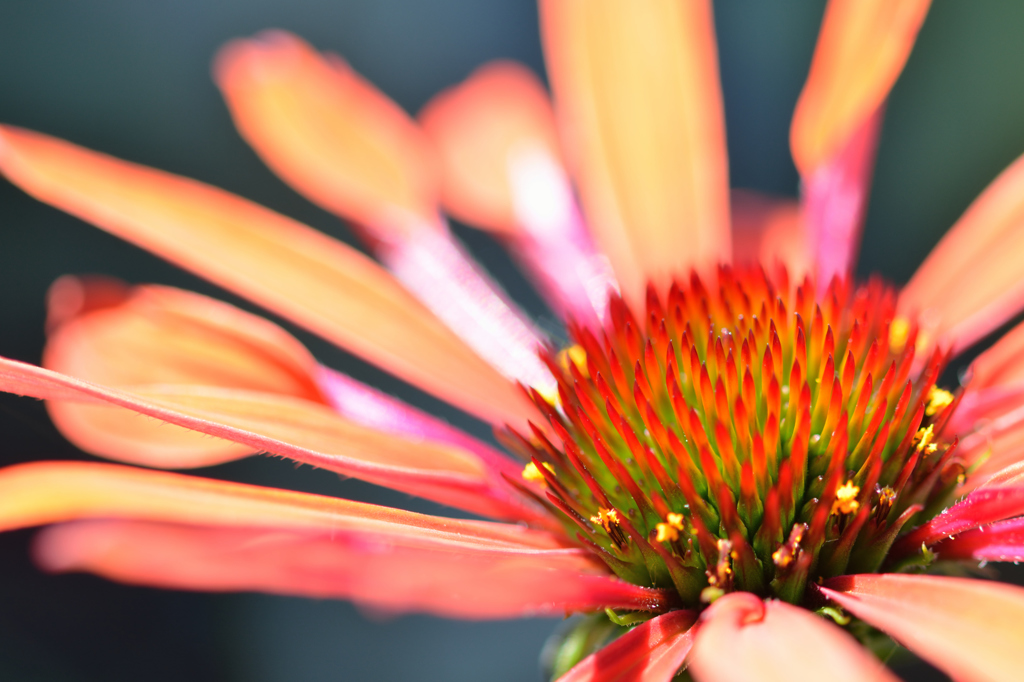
0, 358, 532, 519
555, 609, 696, 682
791, 0, 931, 175
730, 190, 809, 276
419, 60, 561, 235
688, 592, 897, 682
540, 0, 730, 306
899, 151, 1024, 356
43, 281, 325, 466
966, 318, 1024, 390
0, 461, 555, 549
0, 125, 536, 428
35, 519, 670, 619
821, 574, 1024, 682
214, 31, 436, 233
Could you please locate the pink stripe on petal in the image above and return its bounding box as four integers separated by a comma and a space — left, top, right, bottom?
688, 592, 897, 682
316, 365, 521, 481
35, 519, 669, 619
556, 610, 697, 682
801, 108, 883, 287
376, 221, 555, 393
821, 574, 1024, 682
931, 516, 1024, 563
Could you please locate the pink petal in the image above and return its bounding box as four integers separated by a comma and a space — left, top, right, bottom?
0, 124, 537, 428
821, 574, 1024, 682
899, 151, 1024, 356
688, 592, 897, 682
35, 519, 667, 619
556, 610, 697, 682
0, 357, 535, 520
540, 0, 730, 307
931, 516, 1024, 563
893, 486, 1024, 556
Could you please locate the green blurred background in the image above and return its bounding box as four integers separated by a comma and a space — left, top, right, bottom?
2, 1, 1023, 680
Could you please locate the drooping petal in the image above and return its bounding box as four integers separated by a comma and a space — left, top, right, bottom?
899, 151, 1024, 356
556, 610, 696, 682
419, 61, 616, 325
931, 516, 1024, 563
730, 190, 809, 276
0, 358, 534, 519
214, 30, 436, 231
214, 35, 552, 390
43, 281, 324, 465
950, 318, 1024, 433
34, 519, 668, 619
893, 486, 1024, 555
540, 0, 730, 306
0, 461, 552, 549
688, 592, 897, 682
792, 0, 930, 283
0, 125, 537, 428
821, 574, 1024, 682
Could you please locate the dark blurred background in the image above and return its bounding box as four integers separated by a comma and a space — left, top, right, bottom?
2, 1, 1024, 680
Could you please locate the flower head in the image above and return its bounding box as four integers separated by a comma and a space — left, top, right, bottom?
3, 1, 1024, 681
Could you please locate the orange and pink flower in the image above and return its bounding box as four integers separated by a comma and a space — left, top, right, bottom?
3, 1, 1024, 680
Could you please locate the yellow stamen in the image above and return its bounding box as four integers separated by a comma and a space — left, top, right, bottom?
914, 424, 936, 454
832, 480, 860, 515
589, 508, 621, 533
925, 387, 954, 417
772, 546, 793, 569
521, 461, 554, 485
655, 523, 678, 543
557, 344, 589, 377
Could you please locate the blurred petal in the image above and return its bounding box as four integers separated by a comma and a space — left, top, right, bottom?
556, 610, 696, 682
730, 190, 809, 276
793, 0, 929, 283
419, 60, 560, 235
931, 516, 1024, 563
688, 592, 896, 682
43, 281, 323, 465
0, 125, 537, 428
961, 414, 1024, 487
420, 61, 615, 325
821, 574, 1024, 682
899, 152, 1024, 356
893, 486, 1024, 555
0, 461, 552, 549
792, 0, 929, 172
0, 357, 534, 519
215, 34, 553, 390
35, 519, 669, 619
214, 30, 436, 232
540, 0, 730, 306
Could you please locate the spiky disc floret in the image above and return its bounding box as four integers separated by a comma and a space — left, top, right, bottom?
506, 266, 965, 609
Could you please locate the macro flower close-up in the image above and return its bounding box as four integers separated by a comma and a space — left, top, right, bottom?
4, 1, 1024, 680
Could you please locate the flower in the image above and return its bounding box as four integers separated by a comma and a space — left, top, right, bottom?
3, 1, 1024, 681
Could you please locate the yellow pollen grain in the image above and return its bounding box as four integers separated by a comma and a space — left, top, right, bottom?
590, 508, 621, 533
521, 461, 554, 485
925, 387, 954, 417
889, 317, 910, 352
558, 344, 589, 378
655, 523, 679, 543
914, 425, 935, 454
832, 480, 860, 515
772, 546, 793, 569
